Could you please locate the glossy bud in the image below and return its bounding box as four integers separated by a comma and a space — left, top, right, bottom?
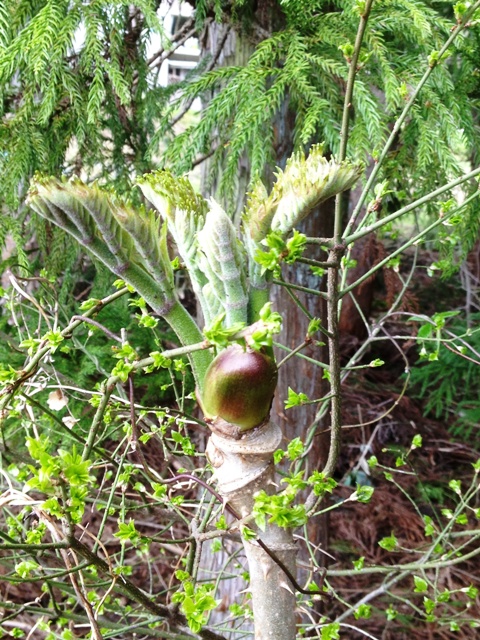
200, 344, 278, 432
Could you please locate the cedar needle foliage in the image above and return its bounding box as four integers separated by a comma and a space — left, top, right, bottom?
1, 0, 480, 270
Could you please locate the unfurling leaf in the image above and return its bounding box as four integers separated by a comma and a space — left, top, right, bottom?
137, 170, 213, 318
137, 171, 206, 269
244, 145, 363, 242
413, 576, 429, 593
198, 200, 248, 325
27, 176, 177, 315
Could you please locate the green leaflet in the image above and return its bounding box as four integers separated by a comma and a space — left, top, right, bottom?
64, 181, 139, 267
202, 282, 224, 321
244, 145, 363, 241
27, 176, 176, 314
243, 179, 277, 245
28, 177, 96, 245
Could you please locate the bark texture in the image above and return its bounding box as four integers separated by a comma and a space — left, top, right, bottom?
206, 421, 297, 640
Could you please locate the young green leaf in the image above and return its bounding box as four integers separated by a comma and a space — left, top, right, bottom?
413, 576, 429, 593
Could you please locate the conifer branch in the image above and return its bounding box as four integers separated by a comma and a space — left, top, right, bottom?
343, 0, 480, 239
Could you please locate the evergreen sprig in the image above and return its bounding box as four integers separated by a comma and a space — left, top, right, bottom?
2, 0, 480, 272
159, 0, 479, 251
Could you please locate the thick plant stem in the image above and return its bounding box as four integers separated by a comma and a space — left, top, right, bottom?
242, 524, 296, 640
206, 422, 297, 640
248, 284, 271, 323
163, 301, 213, 393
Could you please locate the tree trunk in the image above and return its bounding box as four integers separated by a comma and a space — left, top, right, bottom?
206, 421, 297, 640
270, 200, 334, 595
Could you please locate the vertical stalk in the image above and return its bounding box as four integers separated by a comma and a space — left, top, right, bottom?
328, 0, 374, 475
334, 0, 375, 242
206, 422, 297, 640
163, 301, 213, 393
323, 254, 342, 478
337, 0, 375, 163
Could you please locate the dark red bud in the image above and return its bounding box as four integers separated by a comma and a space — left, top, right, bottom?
200, 344, 278, 432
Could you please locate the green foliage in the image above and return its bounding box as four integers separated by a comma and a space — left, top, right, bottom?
114, 519, 142, 547
244, 146, 363, 242
308, 471, 338, 497
287, 437, 305, 460
25, 438, 94, 523
409, 312, 480, 442
172, 571, 219, 633
255, 230, 307, 277
0, 0, 179, 281
354, 603, 372, 620
351, 484, 375, 504
1, 3, 480, 639
378, 532, 398, 552
27, 176, 176, 311
321, 622, 340, 640
203, 313, 246, 348
285, 387, 310, 409
253, 488, 308, 530
0, 0, 164, 207
15, 560, 39, 579
162, 2, 478, 202
0, 278, 183, 457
